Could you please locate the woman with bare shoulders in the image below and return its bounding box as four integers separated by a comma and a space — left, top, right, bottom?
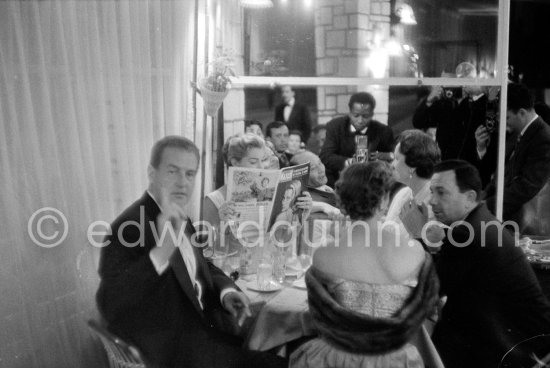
290, 161, 440, 368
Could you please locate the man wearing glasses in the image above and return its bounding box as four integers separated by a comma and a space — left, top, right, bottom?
320, 92, 395, 187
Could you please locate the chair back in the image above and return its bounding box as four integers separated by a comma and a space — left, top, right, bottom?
87, 319, 147, 368
499, 334, 550, 368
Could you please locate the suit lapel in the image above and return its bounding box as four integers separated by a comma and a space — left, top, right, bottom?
169, 219, 208, 318
170, 248, 205, 317
143, 192, 211, 317
367, 123, 380, 152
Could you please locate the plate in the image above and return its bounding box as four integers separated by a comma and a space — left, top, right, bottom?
285, 269, 301, 277
292, 278, 306, 290
245, 280, 283, 293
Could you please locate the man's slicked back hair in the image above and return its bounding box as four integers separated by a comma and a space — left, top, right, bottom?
150, 136, 200, 169
434, 159, 482, 200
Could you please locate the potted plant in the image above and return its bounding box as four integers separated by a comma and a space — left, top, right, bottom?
196, 50, 235, 116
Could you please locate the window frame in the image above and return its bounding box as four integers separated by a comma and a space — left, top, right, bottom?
227, 0, 510, 220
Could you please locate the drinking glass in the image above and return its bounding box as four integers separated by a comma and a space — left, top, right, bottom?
239, 246, 255, 275
200, 225, 217, 258
257, 262, 273, 290
223, 253, 241, 280
298, 242, 314, 273
272, 247, 287, 284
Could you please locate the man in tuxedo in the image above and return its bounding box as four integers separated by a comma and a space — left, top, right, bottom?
274, 85, 313, 143
428, 160, 550, 368
96, 136, 286, 368
319, 92, 394, 187
482, 83, 550, 226
265, 121, 292, 168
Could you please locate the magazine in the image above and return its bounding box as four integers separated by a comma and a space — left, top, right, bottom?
266, 163, 310, 231
226, 163, 310, 237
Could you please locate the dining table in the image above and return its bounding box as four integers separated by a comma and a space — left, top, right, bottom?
233, 261, 445, 368
519, 235, 550, 300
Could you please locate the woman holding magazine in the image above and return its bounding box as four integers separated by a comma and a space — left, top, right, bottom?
203, 133, 312, 253
290, 162, 440, 368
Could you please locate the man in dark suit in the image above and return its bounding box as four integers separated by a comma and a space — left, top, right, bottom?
319, 92, 394, 187
96, 136, 286, 368
274, 85, 313, 143
265, 121, 293, 168
428, 160, 550, 368
482, 83, 550, 227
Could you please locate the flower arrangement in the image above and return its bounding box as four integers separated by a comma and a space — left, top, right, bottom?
196, 49, 236, 116
202, 50, 235, 92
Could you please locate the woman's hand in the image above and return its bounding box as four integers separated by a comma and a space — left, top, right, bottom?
296, 191, 313, 221
311, 201, 341, 217
218, 201, 237, 222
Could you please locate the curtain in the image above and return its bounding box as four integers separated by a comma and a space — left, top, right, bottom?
0, 0, 199, 366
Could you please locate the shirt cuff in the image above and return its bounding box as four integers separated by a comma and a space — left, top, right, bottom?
220, 287, 239, 306
149, 249, 170, 275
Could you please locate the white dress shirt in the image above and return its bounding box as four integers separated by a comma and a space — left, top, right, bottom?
283, 98, 295, 122
147, 191, 235, 309
349, 123, 367, 135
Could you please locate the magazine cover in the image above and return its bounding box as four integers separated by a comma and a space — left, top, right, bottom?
267, 163, 310, 231
226, 167, 280, 234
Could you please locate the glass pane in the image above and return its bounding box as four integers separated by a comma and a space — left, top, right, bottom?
242, 84, 500, 187
242, 0, 499, 78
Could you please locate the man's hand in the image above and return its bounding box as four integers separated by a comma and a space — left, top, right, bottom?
222, 291, 252, 327
475, 125, 491, 153
424, 223, 446, 248
426, 86, 443, 106
151, 186, 187, 265
399, 201, 429, 239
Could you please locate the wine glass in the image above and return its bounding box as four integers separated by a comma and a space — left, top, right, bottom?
298, 243, 314, 276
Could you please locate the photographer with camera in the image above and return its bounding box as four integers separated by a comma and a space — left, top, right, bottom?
412, 83, 462, 160
473, 102, 499, 187
413, 64, 499, 186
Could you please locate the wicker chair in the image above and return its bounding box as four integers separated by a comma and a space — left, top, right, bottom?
87, 319, 147, 368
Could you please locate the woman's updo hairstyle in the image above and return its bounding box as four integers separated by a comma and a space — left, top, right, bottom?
335, 161, 394, 220
222, 133, 265, 167
397, 129, 441, 179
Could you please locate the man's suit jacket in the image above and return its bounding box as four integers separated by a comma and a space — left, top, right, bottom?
274, 101, 313, 142
432, 203, 550, 368
96, 192, 238, 367
484, 117, 550, 223
319, 115, 394, 187
308, 186, 337, 207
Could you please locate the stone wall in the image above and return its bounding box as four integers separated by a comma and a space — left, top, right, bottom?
315, 0, 391, 125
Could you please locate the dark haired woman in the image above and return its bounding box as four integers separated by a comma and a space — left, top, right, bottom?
386, 130, 442, 247
290, 162, 440, 368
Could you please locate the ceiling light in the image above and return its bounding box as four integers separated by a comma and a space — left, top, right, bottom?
240, 0, 274, 9
395, 3, 416, 25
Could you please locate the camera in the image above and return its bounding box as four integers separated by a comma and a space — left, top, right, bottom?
485, 113, 497, 132
442, 87, 462, 100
